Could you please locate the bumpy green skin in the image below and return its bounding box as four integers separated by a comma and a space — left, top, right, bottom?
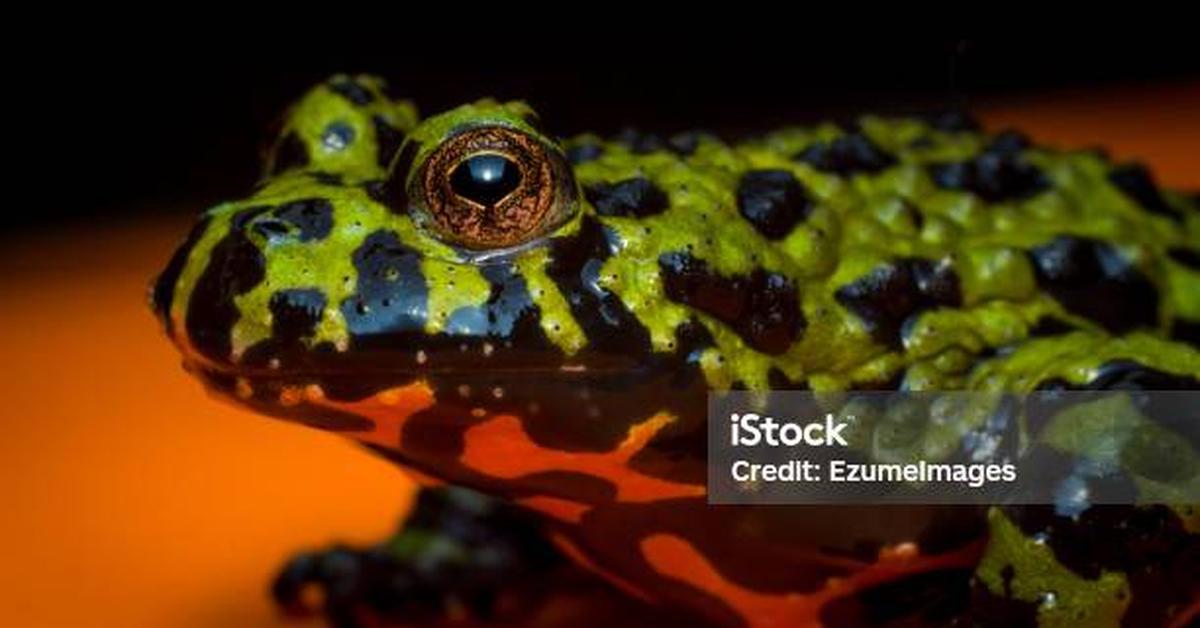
157, 75, 1200, 627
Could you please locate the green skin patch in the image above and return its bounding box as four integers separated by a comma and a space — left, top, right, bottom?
978, 508, 1130, 628
164, 75, 1200, 626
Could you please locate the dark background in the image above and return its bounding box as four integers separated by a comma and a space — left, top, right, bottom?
18, 36, 1199, 235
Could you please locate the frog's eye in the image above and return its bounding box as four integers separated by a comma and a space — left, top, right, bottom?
413, 126, 577, 250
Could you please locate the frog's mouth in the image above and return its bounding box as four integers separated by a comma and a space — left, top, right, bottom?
182, 325, 711, 480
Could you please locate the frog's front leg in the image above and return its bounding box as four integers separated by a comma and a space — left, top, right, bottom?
271, 486, 566, 627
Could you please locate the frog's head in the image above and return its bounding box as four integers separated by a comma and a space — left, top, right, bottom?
152, 79, 712, 481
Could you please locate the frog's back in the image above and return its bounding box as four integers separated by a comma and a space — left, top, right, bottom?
556, 113, 1200, 393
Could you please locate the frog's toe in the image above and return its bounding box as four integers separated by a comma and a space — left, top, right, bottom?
270, 487, 565, 627
271, 543, 483, 627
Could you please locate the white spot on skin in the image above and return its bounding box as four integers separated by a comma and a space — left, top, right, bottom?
482, 342, 494, 357
416, 350, 428, 365
279, 388, 302, 407
303, 384, 325, 402
491, 386, 505, 399
457, 384, 472, 398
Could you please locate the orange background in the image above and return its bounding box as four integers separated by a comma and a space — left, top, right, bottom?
2, 83, 1197, 627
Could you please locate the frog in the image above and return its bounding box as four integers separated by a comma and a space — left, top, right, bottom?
152, 74, 1200, 627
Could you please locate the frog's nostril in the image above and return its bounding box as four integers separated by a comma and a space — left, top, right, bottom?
450, 154, 522, 206
252, 218, 291, 240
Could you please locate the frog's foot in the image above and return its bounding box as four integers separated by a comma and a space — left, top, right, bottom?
271, 486, 564, 627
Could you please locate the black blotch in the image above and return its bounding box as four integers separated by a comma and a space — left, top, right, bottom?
835, 257, 962, 349
1028, 236, 1159, 334
818, 569, 973, 627
911, 258, 962, 305
397, 404, 469, 460
290, 405, 374, 432
1036, 360, 1200, 395
308, 172, 343, 186
240, 302, 338, 371
736, 169, 813, 240
391, 141, 419, 180
1171, 319, 1200, 348
269, 289, 327, 342
1026, 315, 1077, 338
271, 132, 309, 175
1087, 359, 1200, 391
903, 200, 925, 231
186, 207, 269, 360
984, 130, 1031, 156
378, 141, 420, 213
671, 318, 716, 370
546, 217, 652, 356
566, 143, 604, 165
583, 177, 670, 218
342, 230, 428, 343
372, 115, 405, 169
929, 138, 1050, 202
1108, 164, 1183, 221
659, 252, 804, 355
959, 577, 1042, 627
520, 112, 551, 137
362, 180, 388, 204
919, 110, 981, 132
767, 367, 809, 390
667, 131, 704, 157
477, 264, 554, 347
153, 216, 211, 337
794, 132, 897, 175
852, 370, 907, 391
328, 78, 375, 106
319, 121, 355, 152
614, 128, 665, 154
262, 198, 334, 242
1168, 247, 1200, 270
513, 471, 617, 504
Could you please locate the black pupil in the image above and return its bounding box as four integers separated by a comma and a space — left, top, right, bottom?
450, 154, 522, 206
